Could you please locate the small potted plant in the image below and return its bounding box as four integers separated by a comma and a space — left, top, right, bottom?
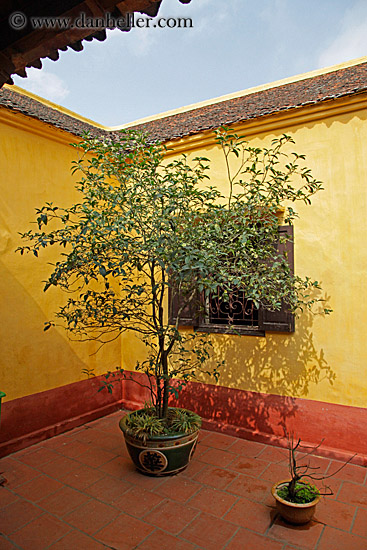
271, 435, 353, 524
119, 405, 202, 475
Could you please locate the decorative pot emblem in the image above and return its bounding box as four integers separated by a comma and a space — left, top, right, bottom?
139, 450, 168, 474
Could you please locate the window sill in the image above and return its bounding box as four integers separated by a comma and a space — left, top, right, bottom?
194, 324, 265, 337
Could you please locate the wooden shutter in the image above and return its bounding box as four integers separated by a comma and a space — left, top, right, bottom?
261, 225, 295, 333
168, 286, 199, 326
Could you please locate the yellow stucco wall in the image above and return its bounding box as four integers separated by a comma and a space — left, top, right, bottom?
1, 80, 367, 411
120, 96, 367, 409
0, 108, 120, 401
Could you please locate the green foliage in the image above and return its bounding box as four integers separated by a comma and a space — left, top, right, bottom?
167, 408, 202, 433
17, 127, 329, 421
124, 407, 201, 442
277, 481, 320, 504
124, 410, 165, 443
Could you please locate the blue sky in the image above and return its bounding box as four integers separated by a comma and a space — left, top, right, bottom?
12, 0, 367, 126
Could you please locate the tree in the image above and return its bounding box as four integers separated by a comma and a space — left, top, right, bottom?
17, 128, 329, 421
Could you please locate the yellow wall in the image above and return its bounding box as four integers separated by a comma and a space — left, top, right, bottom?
0, 108, 120, 401
120, 95, 367, 409
1, 85, 367, 412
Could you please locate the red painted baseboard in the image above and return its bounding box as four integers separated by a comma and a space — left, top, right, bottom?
122, 373, 367, 466
0, 375, 122, 457
1, 371, 366, 466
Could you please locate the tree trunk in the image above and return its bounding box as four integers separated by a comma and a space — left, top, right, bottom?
162, 351, 169, 419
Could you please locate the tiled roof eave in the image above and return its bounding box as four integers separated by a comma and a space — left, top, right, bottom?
0, 87, 105, 138
1, 61, 367, 143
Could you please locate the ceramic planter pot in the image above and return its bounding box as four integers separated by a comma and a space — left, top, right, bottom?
271, 480, 321, 525
119, 408, 200, 476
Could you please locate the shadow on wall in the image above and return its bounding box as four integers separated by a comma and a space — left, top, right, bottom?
0, 261, 116, 401
0, 261, 124, 456
212, 310, 336, 398
174, 309, 336, 441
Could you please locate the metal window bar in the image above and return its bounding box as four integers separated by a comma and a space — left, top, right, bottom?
206, 289, 259, 327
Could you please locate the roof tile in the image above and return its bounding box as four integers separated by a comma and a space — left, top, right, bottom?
1, 61, 367, 142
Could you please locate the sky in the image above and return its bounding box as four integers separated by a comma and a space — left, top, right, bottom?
12, 0, 367, 127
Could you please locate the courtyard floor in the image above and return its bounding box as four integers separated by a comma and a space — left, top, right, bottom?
1, 410, 367, 549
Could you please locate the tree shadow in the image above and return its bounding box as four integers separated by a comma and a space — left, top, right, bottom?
173, 310, 336, 441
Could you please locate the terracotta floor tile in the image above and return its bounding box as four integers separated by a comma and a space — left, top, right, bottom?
108, 485, 164, 517
52, 440, 91, 459
264, 486, 280, 508
67, 427, 102, 446
60, 463, 106, 490
74, 447, 119, 468
38, 485, 91, 516
137, 528, 197, 550
260, 461, 291, 482
9, 513, 71, 550
314, 496, 356, 531
86, 413, 121, 431
226, 473, 272, 502
0, 499, 44, 535
38, 455, 81, 479
337, 481, 367, 507
5, 412, 367, 550
180, 511, 238, 549
327, 461, 367, 484
13, 474, 63, 502
318, 477, 343, 500
95, 513, 155, 549
0, 457, 17, 471
256, 444, 288, 462
199, 432, 237, 450
8, 446, 34, 458
318, 526, 367, 550
98, 454, 135, 477
295, 454, 331, 475
199, 447, 237, 468
120, 467, 167, 491
15, 447, 60, 468
0, 459, 40, 488
268, 516, 324, 549
0, 487, 19, 509
144, 499, 199, 534
352, 507, 367, 538
47, 529, 108, 549
192, 443, 210, 459
188, 486, 238, 517
0, 535, 20, 549
84, 474, 131, 505
228, 455, 269, 477
229, 438, 267, 458
74, 430, 121, 453
154, 475, 201, 503
193, 464, 238, 490
197, 429, 211, 443
40, 434, 74, 451
181, 458, 207, 479
226, 528, 284, 550
63, 498, 120, 535
224, 497, 275, 534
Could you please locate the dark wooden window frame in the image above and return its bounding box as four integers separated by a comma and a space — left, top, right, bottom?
169, 225, 295, 335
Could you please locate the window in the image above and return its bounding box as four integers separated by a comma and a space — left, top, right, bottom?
169, 226, 295, 335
